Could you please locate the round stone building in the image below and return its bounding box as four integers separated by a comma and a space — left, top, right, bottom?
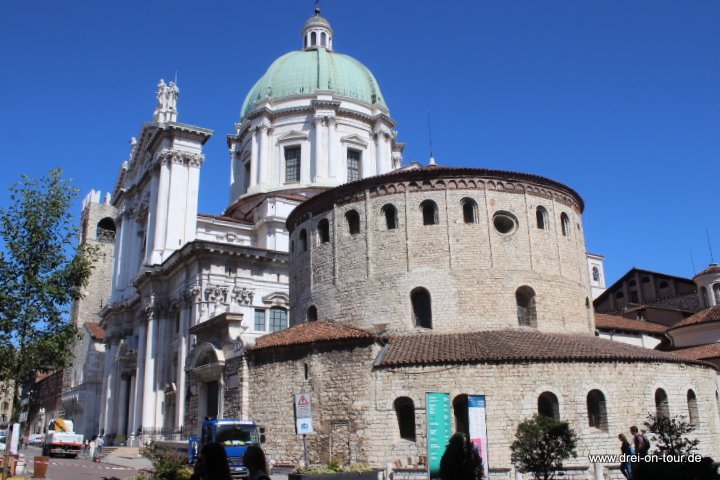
246, 166, 720, 478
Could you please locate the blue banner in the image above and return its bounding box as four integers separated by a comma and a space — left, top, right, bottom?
468, 395, 489, 478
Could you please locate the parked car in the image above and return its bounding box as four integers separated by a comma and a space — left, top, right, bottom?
28, 434, 44, 446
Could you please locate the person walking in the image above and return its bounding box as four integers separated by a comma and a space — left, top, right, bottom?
95, 434, 104, 461
190, 442, 232, 480
242, 445, 271, 480
618, 433, 634, 479
88, 436, 96, 461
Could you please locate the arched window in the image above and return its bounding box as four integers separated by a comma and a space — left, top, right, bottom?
382, 204, 398, 230
629, 280, 637, 287
300, 229, 307, 252
536, 206, 548, 230
587, 389, 607, 430
538, 392, 560, 420
701, 287, 709, 308
659, 280, 669, 290
585, 297, 590, 309
461, 198, 478, 224
304, 35, 308, 49
687, 389, 699, 425
394, 397, 416, 441
96, 217, 116, 242
516, 286, 537, 327
346, 210, 360, 235
592, 267, 600, 282
269, 307, 288, 332
321, 32, 327, 47
411, 287, 432, 329
453, 394, 469, 436
311, 31, 317, 46
655, 388, 669, 418
307, 306, 318, 322
420, 200, 439, 225
1, 402, 7, 412
317, 219, 330, 244
715, 284, 720, 305
615, 291, 625, 299
560, 213, 570, 236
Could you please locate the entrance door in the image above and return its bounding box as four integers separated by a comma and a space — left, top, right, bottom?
205, 381, 219, 418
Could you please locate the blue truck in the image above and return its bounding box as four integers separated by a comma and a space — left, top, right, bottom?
189, 418, 265, 479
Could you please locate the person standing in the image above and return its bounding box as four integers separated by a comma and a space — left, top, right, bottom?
95, 434, 104, 460
618, 433, 634, 479
242, 445, 271, 480
88, 436, 96, 462
190, 442, 232, 480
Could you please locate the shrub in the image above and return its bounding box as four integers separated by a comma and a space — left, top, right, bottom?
295, 461, 373, 473
142, 440, 190, 480
510, 415, 577, 480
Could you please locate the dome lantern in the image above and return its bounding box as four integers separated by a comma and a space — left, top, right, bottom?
302, 8, 333, 51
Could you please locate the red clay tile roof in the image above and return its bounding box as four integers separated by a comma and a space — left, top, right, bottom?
85, 322, 105, 341
252, 320, 374, 351
594, 314, 668, 334
668, 306, 720, 330
376, 330, 708, 368
671, 343, 720, 361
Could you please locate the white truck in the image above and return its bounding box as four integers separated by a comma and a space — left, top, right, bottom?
42, 418, 83, 458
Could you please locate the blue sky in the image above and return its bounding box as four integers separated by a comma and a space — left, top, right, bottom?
1, 0, 718, 285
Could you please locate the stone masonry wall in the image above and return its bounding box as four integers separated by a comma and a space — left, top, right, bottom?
290, 180, 592, 334
249, 344, 720, 471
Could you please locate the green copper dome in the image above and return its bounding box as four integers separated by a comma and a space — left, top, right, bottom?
240, 48, 387, 119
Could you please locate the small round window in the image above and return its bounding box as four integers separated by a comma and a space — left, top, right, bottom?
493, 211, 518, 234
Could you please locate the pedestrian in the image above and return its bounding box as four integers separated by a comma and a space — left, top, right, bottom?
95, 434, 104, 460
190, 442, 232, 480
618, 433, 634, 480
82, 439, 89, 458
89, 436, 96, 461
242, 445, 271, 480
630, 425, 649, 477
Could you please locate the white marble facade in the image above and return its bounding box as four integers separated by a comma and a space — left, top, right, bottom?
99, 10, 401, 441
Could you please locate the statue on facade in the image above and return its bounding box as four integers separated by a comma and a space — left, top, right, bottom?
153, 78, 179, 123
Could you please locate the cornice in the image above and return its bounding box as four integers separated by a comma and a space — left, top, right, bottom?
287, 167, 585, 231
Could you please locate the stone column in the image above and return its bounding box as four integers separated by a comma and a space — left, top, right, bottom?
313, 116, 324, 181
151, 155, 171, 264
99, 337, 115, 434
327, 117, 337, 179
250, 128, 259, 188
117, 373, 130, 437
176, 301, 191, 430
142, 305, 157, 431
374, 132, 384, 177
133, 321, 147, 436
258, 125, 270, 186
104, 341, 120, 435
128, 373, 137, 438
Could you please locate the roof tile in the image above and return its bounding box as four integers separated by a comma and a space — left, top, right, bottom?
378, 330, 707, 367
671, 343, 720, 361
669, 306, 720, 330
594, 314, 668, 334
252, 320, 374, 350
85, 322, 105, 341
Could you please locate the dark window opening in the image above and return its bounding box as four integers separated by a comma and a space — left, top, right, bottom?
561, 213, 571, 236
420, 200, 439, 225
346, 210, 360, 235
687, 389, 699, 425
587, 389, 607, 430
516, 286, 537, 327
382, 204, 398, 230
317, 219, 330, 244
394, 397, 416, 441
462, 198, 478, 224
307, 305, 318, 322
538, 392, 560, 420
411, 287, 432, 329
536, 206, 548, 230
96, 217, 116, 242
655, 388, 669, 419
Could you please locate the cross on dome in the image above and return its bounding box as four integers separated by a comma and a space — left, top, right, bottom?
302, 7, 333, 51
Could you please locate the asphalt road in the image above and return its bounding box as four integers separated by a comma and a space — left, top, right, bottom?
17, 446, 142, 480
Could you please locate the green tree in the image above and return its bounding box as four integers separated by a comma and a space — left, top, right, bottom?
637, 414, 719, 480
0, 169, 95, 479
510, 415, 577, 480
